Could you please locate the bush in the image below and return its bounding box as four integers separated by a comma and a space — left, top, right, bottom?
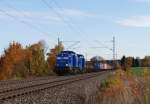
87, 70, 150, 104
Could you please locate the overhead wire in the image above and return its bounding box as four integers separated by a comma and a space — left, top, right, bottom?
95, 40, 112, 51
50, 0, 89, 50
41, 0, 94, 55
0, 1, 56, 44
50, 0, 94, 45
41, 0, 77, 34
41, 0, 115, 60
50, 0, 87, 38
1, 0, 113, 59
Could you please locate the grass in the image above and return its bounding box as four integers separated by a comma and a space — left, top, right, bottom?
87, 69, 150, 104
100, 70, 124, 93
131, 67, 150, 77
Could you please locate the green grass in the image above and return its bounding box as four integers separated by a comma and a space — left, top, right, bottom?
131, 67, 150, 77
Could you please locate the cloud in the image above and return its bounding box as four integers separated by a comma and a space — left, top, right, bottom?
61, 9, 96, 18
0, 8, 96, 25
117, 16, 150, 27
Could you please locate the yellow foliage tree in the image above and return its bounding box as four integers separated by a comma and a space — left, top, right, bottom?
47, 42, 64, 72
27, 41, 49, 76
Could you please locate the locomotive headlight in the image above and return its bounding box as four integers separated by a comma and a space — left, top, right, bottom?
57, 57, 61, 60
64, 57, 69, 59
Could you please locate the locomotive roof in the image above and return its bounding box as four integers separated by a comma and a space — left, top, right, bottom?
61, 51, 76, 54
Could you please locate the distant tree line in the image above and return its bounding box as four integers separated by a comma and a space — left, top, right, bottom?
0, 40, 150, 80
0, 41, 64, 80
120, 56, 150, 70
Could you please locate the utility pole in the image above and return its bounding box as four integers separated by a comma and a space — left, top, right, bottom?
57, 37, 61, 53
92, 37, 116, 69
112, 36, 116, 69
58, 37, 60, 46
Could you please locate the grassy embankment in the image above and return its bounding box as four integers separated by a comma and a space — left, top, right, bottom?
88, 68, 150, 104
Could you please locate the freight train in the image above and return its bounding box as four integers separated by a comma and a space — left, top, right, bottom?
55, 50, 112, 74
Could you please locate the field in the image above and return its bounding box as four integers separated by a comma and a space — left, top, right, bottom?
131, 67, 150, 77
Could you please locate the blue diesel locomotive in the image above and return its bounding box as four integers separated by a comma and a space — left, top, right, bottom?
56, 51, 85, 74
55, 51, 112, 74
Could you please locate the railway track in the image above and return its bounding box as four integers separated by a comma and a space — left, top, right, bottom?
0, 76, 57, 86
0, 71, 111, 101
0, 76, 58, 93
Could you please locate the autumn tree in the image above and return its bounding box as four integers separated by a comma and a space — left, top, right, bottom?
120, 56, 134, 71
47, 42, 64, 72
27, 41, 50, 76
121, 56, 126, 70
142, 56, 150, 67
133, 57, 141, 67
0, 40, 53, 80
126, 57, 134, 68
0, 42, 27, 80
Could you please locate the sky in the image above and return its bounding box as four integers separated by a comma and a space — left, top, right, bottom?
0, 0, 150, 60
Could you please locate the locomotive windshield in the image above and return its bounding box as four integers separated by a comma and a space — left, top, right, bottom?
57, 53, 69, 58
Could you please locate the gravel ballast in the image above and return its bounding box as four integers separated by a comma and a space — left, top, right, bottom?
0, 72, 111, 104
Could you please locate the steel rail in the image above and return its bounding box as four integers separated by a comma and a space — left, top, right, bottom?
0, 71, 111, 101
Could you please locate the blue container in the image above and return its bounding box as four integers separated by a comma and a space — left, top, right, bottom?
94, 62, 101, 71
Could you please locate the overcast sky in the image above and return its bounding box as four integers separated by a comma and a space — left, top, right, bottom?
0, 0, 150, 59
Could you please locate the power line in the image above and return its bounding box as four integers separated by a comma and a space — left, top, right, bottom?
0, 9, 37, 30
41, 0, 93, 49
41, 0, 77, 34
65, 41, 80, 50
91, 37, 117, 61
50, 0, 93, 45
0, 1, 56, 44
41, 0, 96, 61
95, 40, 112, 50
50, 0, 87, 37
1, 0, 89, 54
